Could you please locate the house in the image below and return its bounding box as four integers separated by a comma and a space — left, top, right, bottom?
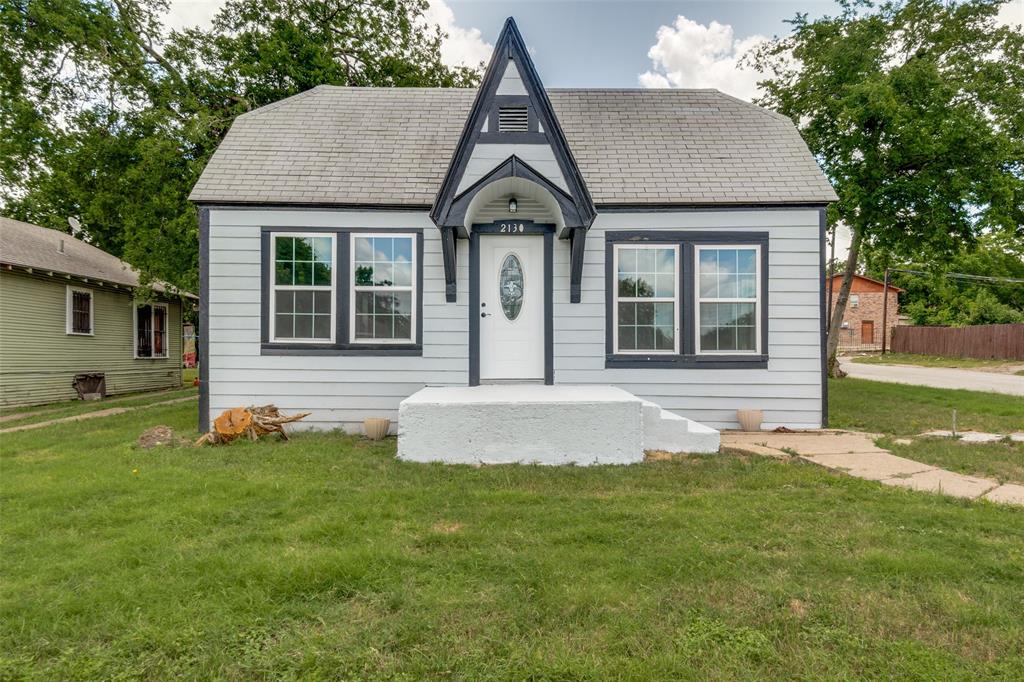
0, 216, 192, 407
189, 18, 836, 451
827, 273, 901, 351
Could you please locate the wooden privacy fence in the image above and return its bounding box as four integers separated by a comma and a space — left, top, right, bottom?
890, 324, 1024, 360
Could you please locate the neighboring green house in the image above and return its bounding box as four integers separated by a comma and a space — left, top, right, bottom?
0, 216, 194, 408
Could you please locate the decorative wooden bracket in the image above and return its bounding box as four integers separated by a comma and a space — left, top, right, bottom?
569, 227, 586, 303
441, 226, 458, 302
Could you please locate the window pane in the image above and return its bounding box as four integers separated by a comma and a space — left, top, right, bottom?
655, 326, 675, 350
618, 276, 637, 298
372, 263, 393, 286
356, 291, 373, 313
275, 290, 293, 313
393, 261, 413, 287
394, 314, 411, 339
656, 249, 675, 273
737, 248, 757, 274
294, 262, 314, 286
355, 314, 373, 338
313, 314, 332, 339
294, 237, 314, 261
314, 291, 331, 314
313, 237, 332, 262
618, 325, 636, 350
294, 314, 313, 339
136, 305, 152, 357
736, 326, 756, 351
355, 236, 373, 261
394, 237, 413, 263
275, 237, 293, 261
736, 303, 756, 326
313, 262, 331, 286
654, 302, 674, 326
276, 262, 293, 286
618, 302, 635, 325
699, 273, 717, 298
636, 325, 654, 350
355, 264, 374, 286
374, 314, 394, 339
654, 274, 675, 297
738, 274, 757, 298
636, 302, 654, 325
275, 314, 294, 339
700, 326, 718, 351
718, 272, 738, 298
617, 247, 637, 274
718, 326, 737, 351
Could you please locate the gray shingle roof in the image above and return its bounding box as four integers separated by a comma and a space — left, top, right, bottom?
0, 216, 195, 297
190, 86, 837, 206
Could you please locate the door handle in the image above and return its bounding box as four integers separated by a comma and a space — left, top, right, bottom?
481, 312, 489, 318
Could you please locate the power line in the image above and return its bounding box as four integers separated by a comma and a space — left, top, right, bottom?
886, 268, 1024, 285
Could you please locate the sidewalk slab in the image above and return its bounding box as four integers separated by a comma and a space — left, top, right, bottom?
983, 484, 1024, 506
803, 452, 935, 481
742, 433, 886, 456
881, 469, 998, 499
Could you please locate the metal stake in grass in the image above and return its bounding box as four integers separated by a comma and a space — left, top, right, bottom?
952, 409, 957, 438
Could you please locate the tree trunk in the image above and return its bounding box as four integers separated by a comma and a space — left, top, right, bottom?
826, 225, 864, 377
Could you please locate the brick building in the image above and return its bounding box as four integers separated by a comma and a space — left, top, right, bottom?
827, 273, 901, 351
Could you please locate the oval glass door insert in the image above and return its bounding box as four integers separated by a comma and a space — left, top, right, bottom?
499, 253, 524, 320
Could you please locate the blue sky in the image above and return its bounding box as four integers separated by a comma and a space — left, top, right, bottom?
447, 1, 834, 88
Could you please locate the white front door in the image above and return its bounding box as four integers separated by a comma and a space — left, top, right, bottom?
479, 234, 545, 381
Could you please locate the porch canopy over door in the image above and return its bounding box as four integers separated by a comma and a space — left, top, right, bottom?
430, 17, 596, 303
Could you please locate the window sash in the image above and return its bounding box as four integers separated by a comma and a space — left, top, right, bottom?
134, 303, 169, 358
269, 233, 336, 344
612, 244, 679, 355
66, 287, 93, 335
695, 245, 761, 355
349, 233, 417, 344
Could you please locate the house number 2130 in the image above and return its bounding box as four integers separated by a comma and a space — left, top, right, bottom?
499, 223, 525, 233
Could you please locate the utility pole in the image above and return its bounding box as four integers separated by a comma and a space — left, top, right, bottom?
881, 268, 890, 355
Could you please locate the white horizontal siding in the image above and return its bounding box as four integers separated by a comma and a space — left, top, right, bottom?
206, 207, 823, 433
551, 210, 824, 429
206, 209, 468, 432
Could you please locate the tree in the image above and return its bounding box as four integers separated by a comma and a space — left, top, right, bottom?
749, 0, 1024, 374
0, 0, 480, 294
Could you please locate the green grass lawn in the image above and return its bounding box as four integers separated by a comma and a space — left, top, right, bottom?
851, 352, 1023, 370
882, 437, 1024, 485
0, 384, 197, 430
3, 396, 1024, 679
828, 378, 1023, 436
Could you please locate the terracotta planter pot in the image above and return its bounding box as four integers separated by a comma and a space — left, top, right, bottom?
736, 409, 763, 432
363, 417, 392, 441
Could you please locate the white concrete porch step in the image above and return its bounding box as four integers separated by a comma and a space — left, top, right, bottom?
397, 385, 720, 466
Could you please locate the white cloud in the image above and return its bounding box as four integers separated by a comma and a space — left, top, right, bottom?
164, 0, 225, 32
162, 0, 492, 70
423, 0, 493, 69
639, 15, 767, 101
996, 0, 1024, 29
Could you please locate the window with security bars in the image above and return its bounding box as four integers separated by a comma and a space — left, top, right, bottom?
66, 288, 93, 335
271, 234, 334, 342
613, 244, 678, 354
352, 234, 416, 343
498, 106, 528, 132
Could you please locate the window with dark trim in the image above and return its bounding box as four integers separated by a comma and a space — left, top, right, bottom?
260, 228, 424, 356
66, 286, 93, 335
605, 231, 769, 369
135, 303, 168, 358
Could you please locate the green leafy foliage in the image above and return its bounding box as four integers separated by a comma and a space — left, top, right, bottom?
749, 0, 1024, 366
0, 0, 480, 293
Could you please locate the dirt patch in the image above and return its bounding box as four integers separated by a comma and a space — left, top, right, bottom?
431, 522, 463, 534
788, 598, 808, 618
138, 425, 178, 449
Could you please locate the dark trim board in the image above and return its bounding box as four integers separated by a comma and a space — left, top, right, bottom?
468, 227, 554, 386
198, 207, 210, 433
259, 226, 424, 355
604, 231, 770, 369
819, 207, 829, 427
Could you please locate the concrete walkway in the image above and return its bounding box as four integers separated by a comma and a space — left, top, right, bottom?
0, 395, 197, 434
722, 430, 1024, 506
839, 358, 1024, 396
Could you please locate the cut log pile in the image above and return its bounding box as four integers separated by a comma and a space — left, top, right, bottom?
195, 405, 310, 445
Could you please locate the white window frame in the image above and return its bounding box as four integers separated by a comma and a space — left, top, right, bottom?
133, 302, 169, 359
612, 243, 680, 355
349, 232, 418, 345
66, 285, 94, 335
849, 294, 859, 308
269, 232, 337, 344
694, 244, 762, 355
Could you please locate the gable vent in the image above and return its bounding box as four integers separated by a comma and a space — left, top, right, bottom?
498, 106, 529, 132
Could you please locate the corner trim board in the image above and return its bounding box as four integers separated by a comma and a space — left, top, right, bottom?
198, 207, 210, 432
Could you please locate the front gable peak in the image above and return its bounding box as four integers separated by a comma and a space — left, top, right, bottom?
430, 17, 595, 232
